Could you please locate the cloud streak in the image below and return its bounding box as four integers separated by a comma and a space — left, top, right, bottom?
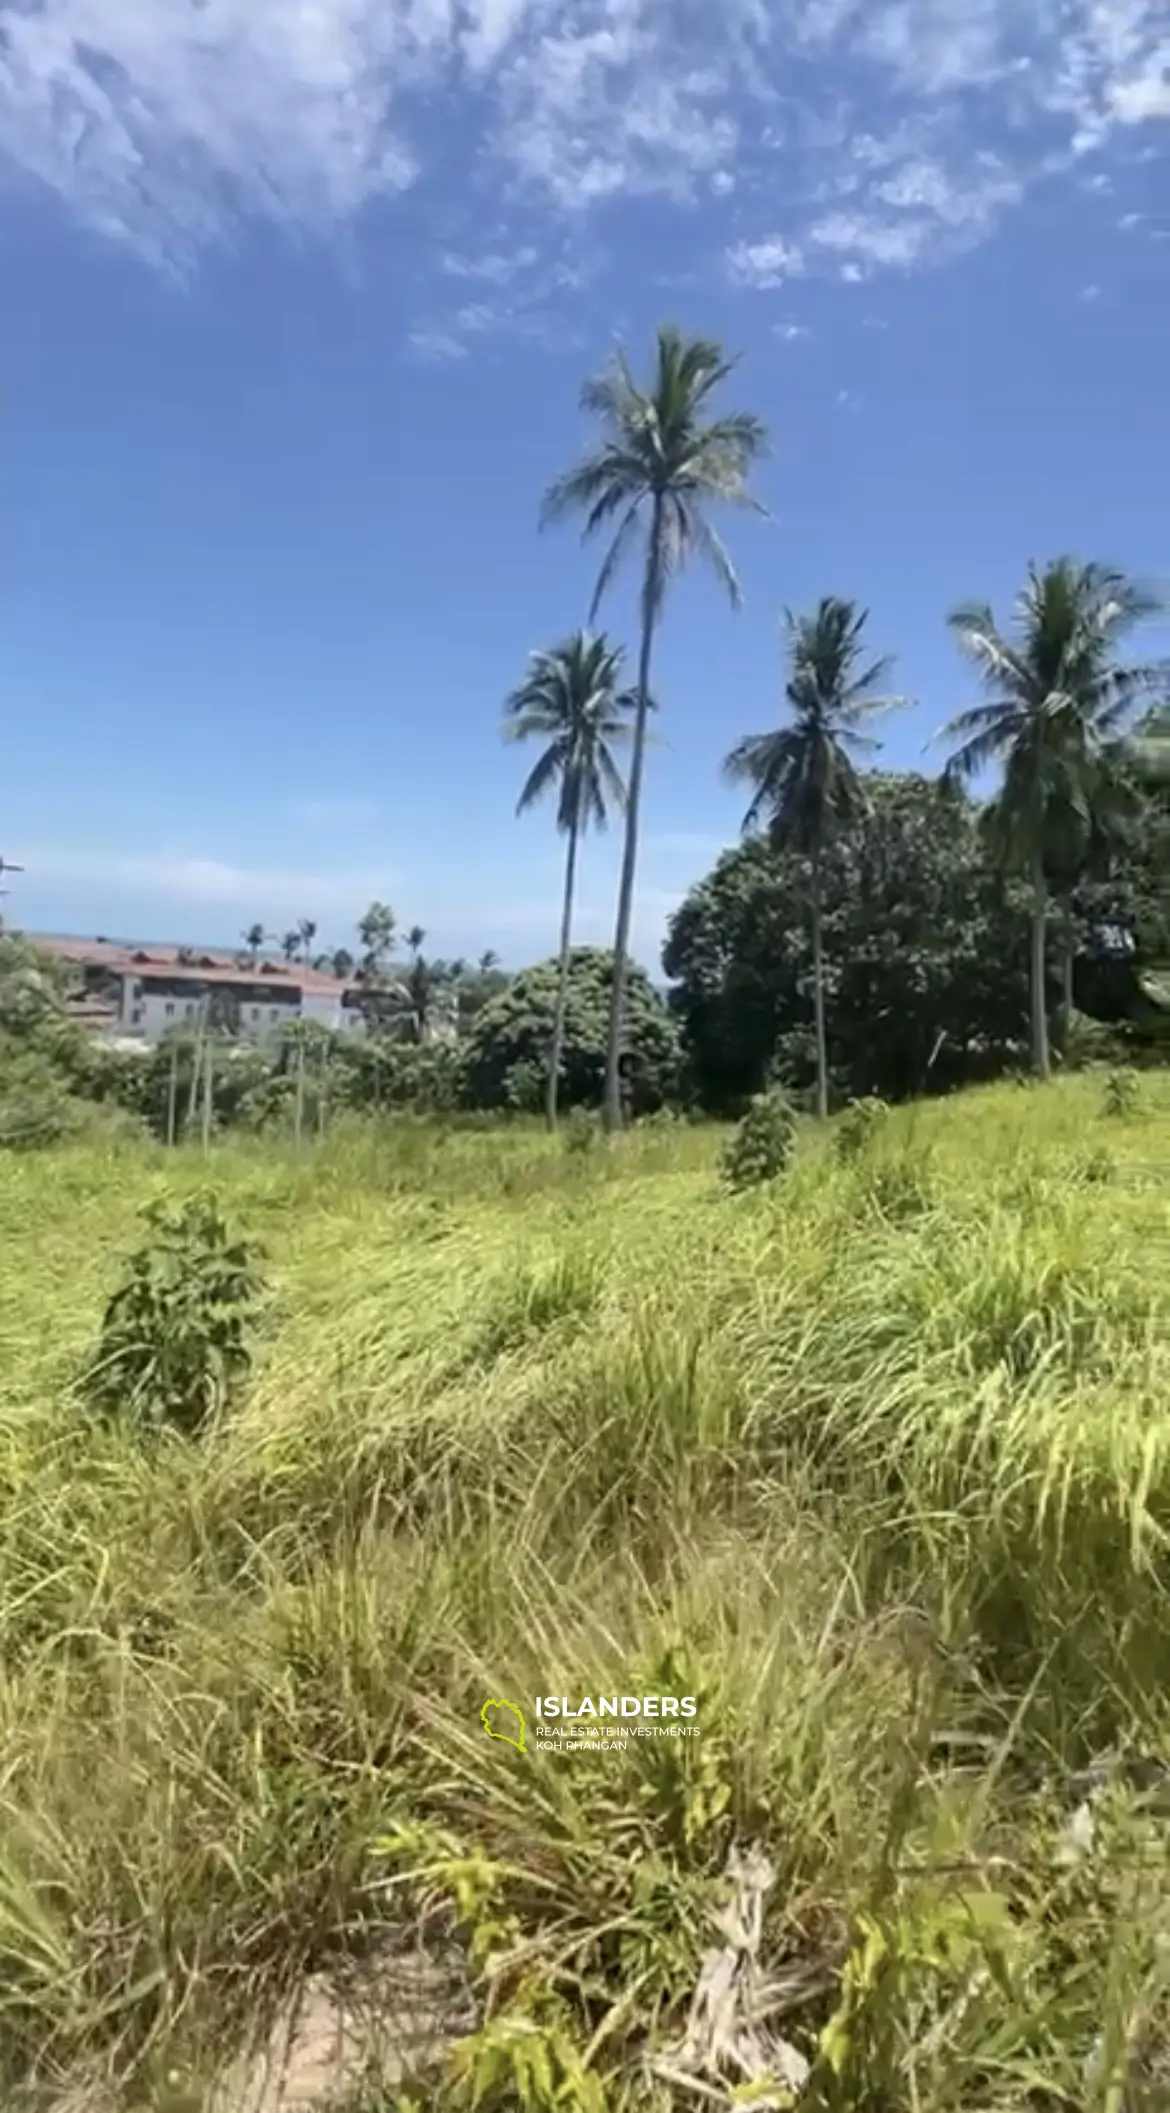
0, 0, 1166, 283
25, 846, 394, 914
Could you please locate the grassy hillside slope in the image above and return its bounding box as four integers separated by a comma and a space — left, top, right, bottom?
3, 1081, 1170, 2110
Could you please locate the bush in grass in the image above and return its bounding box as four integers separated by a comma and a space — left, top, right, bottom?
863, 1150, 937, 1223
0, 1048, 87, 1149
720, 1089, 797, 1192
1061, 1009, 1132, 1071
562, 1106, 598, 1154
835, 1094, 891, 1163
1102, 1067, 1139, 1118
1068, 1142, 1115, 1186
501, 1058, 546, 1116
83, 1195, 265, 1436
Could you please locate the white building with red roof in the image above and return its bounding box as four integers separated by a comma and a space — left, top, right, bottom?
34, 934, 366, 1047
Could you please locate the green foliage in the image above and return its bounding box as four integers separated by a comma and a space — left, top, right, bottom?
666, 775, 1035, 1112
719, 1087, 797, 1191
1061, 1008, 1132, 1069
835, 1094, 891, 1162
462, 948, 681, 1115
1068, 1141, 1115, 1185
861, 1149, 937, 1223
562, 1105, 598, 1154
82, 1195, 265, 1436
505, 631, 633, 835
3, 1079, 1170, 2102
1102, 1066, 1139, 1117
0, 1043, 87, 1148
502, 1058, 546, 1115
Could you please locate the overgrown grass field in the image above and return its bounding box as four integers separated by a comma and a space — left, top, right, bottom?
3, 1077, 1170, 2110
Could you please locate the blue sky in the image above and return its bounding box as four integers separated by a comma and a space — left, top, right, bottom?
1, 0, 1168, 969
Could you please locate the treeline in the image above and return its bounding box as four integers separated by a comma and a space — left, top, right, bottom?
501, 324, 1170, 1135
0, 750, 1166, 1151
665, 769, 1169, 1114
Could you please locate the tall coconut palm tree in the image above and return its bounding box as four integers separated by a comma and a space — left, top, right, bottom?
504, 630, 634, 1129
942, 558, 1165, 1081
723, 597, 904, 1117
543, 325, 768, 1131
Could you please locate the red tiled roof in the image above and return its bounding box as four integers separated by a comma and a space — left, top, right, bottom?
34, 933, 358, 999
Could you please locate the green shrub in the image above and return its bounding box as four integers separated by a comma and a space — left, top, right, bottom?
1067, 1142, 1115, 1187
1102, 1068, 1139, 1118
502, 1059, 546, 1116
562, 1107, 598, 1154
720, 1089, 797, 1192
835, 1094, 891, 1162
1061, 1009, 1131, 1071
82, 1195, 266, 1436
863, 1151, 937, 1222
0, 1077, 86, 1150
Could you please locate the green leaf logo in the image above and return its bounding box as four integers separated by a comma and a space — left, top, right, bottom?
480, 1698, 526, 1753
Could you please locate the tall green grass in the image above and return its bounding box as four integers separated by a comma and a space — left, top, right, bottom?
3, 1077, 1170, 2109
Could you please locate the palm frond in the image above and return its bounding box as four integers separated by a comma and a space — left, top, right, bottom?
504, 630, 631, 839
515, 739, 568, 816
589, 500, 645, 621
680, 502, 743, 609
544, 323, 768, 634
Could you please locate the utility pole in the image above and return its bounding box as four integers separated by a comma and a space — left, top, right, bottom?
0, 858, 25, 928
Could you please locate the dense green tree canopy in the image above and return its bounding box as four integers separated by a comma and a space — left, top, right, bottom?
664, 774, 1041, 1111
460, 947, 681, 1114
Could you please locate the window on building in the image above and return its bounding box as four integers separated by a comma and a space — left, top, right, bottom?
165, 1003, 175, 1017
251, 1007, 261, 1021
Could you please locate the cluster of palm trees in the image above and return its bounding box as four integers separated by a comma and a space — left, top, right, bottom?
237, 902, 508, 1045
506, 323, 1169, 1129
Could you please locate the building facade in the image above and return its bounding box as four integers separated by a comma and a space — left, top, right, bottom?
35, 935, 367, 1048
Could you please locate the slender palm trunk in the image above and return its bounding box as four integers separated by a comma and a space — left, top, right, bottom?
810, 846, 829, 1119
604, 497, 663, 1134
1060, 898, 1076, 1023
547, 813, 580, 1131
1029, 844, 1051, 1080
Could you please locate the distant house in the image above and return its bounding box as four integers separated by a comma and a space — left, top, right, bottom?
34, 934, 367, 1048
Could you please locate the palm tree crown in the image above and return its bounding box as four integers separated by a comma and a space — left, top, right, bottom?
505, 630, 634, 1130
505, 631, 633, 835
543, 324, 768, 1132
723, 596, 903, 1118
942, 559, 1165, 833
723, 597, 901, 850
941, 556, 1166, 1077
542, 324, 769, 623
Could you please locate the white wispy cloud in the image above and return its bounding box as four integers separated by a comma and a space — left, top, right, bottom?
0, 0, 1167, 284
727, 234, 805, 286
407, 329, 469, 362
440, 244, 540, 283
26, 847, 392, 914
